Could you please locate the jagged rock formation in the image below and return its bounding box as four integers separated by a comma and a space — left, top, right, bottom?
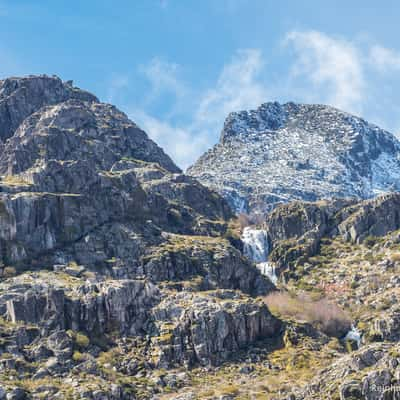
0, 75, 279, 399
188, 102, 400, 215
264, 193, 400, 273
1, 275, 160, 335
0, 75, 98, 142
161, 194, 400, 400
151, 290, 281, 367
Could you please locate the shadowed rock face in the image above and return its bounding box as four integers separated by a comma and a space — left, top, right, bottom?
188, 102, 400, 215
264, 192, 400, 271
151, 290, 281, 367
3, 279, 160, 336
0, 75, 280, 398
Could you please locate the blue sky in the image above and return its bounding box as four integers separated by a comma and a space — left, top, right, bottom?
1, 0, 400, 168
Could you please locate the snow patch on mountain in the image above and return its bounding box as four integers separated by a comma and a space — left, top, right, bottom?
188, 102, 400, 215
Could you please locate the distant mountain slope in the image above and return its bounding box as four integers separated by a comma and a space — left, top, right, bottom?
188, 102, 400, 215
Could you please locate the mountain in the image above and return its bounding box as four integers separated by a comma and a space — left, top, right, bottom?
188, 102, 400, 215
0, 75, 279, 399
2, 76, 400, 400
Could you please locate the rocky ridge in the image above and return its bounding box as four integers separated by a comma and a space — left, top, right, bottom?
0, 75, 280, 399
188, 102, 400, 215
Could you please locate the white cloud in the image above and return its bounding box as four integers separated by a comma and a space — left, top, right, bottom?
126, 32, 400, 169
370, 45, 400, 72
196, 49, 268, 126
131, 110, 211, 170
286, 30, 365, 114
131, 49, 269, 169
140, 57, 186, 102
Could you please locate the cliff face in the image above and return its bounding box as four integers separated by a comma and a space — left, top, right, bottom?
188, 102, 400, 215
0, 76, 279, 399
256, 192, 400, 274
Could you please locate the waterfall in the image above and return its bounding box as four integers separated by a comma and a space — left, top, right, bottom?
242, 227, 269, 263
241, 227, 278, 284
256, 262, 278, 285
344, 325, 361, 348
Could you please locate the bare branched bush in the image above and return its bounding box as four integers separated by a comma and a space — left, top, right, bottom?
264, 292, 351, 337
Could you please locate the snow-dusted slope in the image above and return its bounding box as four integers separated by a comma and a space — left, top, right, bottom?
188, 102, 400, 215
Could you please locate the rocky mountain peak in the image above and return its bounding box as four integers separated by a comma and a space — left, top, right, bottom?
189, 101, 400, 215
0, 75, 98, 142
221, 101, 288, 142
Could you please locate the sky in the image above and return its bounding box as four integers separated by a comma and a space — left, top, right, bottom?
1, 0, 400, 169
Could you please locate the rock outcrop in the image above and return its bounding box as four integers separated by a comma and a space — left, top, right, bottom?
188, 102, 400, 215
296, 343, 400, 400
151, 290, 281, 367
0, 75, 97, 142
3, 74, 400, 400
264, 193, 400, 272
1, 275, 160, 335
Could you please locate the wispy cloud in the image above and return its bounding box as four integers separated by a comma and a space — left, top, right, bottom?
286, 30, 365, 114
130, 49, 270, 169
369, 45, 400, 72
196, 49, 268, 127
140, 57, 186, 104
131, 110, 211, 169
117, 31, 400, 169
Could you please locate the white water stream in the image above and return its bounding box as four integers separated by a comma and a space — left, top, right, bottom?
344, 325, 362, 348
242, 227, 278, 284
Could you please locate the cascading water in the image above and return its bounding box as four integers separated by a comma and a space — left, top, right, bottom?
242, 227, 278, 284
257, 262, 278, 285
242, 227, 269, 263
344, 325, 361, 348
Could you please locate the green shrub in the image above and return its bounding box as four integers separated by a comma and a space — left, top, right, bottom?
72, 351, 85, 362
75, 332, 90, 348
67, 330, 90, 349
